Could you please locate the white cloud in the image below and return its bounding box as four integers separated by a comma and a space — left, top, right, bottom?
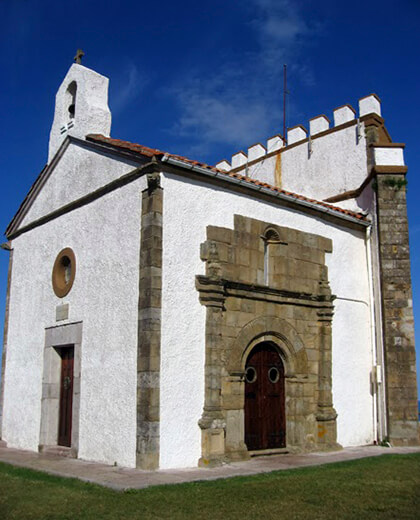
165, 0, 319, 160
112, 63, 146, 115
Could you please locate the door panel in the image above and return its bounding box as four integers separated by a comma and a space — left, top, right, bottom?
58, 347, 74, 447
245, 343, 285, 450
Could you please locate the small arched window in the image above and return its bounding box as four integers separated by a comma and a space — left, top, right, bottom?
262, 228, 280, 285
65, 81, 77, 119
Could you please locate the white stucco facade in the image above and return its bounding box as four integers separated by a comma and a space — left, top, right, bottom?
21, 141, 140, 228
280, 123, 368, 207
2, 148, 147, 468
228, 121, 369, 213
159, 173, 374, 468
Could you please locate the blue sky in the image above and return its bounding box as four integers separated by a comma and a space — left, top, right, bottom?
1, 0, 419, 392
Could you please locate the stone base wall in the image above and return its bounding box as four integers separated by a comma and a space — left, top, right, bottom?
197, 215, 340, 465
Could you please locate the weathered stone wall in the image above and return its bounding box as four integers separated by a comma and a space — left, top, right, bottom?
376, 174, 419, 445
136, 174, 163, 469
197, 215, 340, 465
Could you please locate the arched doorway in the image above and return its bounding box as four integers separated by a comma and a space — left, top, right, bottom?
244, 342, 286, 450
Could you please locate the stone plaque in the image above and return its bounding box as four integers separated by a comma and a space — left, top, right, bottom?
56, 303, 69, 322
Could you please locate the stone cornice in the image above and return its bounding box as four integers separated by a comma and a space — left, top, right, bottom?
196, 275, 335, 309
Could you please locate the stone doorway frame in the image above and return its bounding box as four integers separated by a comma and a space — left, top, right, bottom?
39, 321, 82, 457
196, 216, 340, 467
222, 318, 310, 461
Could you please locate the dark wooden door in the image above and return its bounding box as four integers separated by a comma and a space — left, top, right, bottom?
58, 347, 74, 447
245, 343, 285, 450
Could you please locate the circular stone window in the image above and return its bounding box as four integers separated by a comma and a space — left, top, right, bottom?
245, 366, 257, 384
52, 248, 76, 298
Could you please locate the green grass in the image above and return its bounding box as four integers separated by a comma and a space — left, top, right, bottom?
0, 454, 419, 519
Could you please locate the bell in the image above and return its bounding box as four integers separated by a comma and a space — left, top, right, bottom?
68, 103, 75, 117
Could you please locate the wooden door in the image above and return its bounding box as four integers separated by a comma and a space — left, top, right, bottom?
58, 347, 74, 447
245, 343, 285, 450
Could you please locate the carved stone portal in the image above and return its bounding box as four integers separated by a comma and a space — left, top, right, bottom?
196, 215, 340, 466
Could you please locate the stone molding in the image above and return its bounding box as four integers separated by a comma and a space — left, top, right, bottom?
39, 321, 83, 458
196, 276, 336, 309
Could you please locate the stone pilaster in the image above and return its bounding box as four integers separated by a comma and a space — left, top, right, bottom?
316, 302, 340, 449
136, 172, 163, 469
376, 172, 419, 445
197, 244, 228, 467
0, 245, 13, 439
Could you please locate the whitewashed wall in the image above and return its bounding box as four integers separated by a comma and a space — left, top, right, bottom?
21, 142, 140, 227
160, 172, 374, 469
243, 123, 369, 213
2, 149, 146, 468
280, 123, 368, 208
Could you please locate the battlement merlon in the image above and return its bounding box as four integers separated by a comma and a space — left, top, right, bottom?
216, 94, 394, 212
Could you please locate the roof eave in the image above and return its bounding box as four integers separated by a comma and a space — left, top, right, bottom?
161, 155, 369, 228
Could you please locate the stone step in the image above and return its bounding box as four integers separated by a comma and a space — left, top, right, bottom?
39, 445, 75, 458
249, 448, 290, 457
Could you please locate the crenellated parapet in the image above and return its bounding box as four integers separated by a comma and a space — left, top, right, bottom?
215, 134, 285, 172
214, 94, 388, 210
216, 94, 382, 175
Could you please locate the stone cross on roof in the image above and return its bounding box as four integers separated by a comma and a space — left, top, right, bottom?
74, 49, 85, 64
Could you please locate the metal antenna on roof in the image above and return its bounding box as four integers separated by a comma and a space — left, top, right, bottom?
283, 64, 288, 145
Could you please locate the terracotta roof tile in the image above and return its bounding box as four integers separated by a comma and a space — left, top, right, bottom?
86, 134, 367, 222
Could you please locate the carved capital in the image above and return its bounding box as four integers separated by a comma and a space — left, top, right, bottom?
198, 407, 226, 431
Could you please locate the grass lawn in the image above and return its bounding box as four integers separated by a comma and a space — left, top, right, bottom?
0, 454, 419, 519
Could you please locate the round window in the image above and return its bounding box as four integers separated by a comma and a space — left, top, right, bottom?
245, 366, 257, 383
52, 248, 76, 298
268, 367, 280, 383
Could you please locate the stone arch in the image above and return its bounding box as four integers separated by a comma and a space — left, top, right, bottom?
227, 315, 308, 377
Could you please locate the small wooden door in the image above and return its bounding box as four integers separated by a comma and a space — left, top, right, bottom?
245, 343, 285, 450
58, 347, 74, 447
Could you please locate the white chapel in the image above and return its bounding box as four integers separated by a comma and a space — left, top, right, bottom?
0, 57, 418, 470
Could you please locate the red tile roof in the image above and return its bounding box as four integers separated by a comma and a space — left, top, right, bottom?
86, 134, 367, 222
